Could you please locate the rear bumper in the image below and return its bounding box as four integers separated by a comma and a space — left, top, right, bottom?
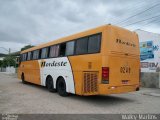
98, 84, 139, 95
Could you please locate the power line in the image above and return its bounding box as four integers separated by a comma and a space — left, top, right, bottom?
47, 1, 159, 38
115, 2, 160, 25
123, 14, 160, 27
54, 1, 152, 36
110, 0, 148, 24
132, 19, 160, 33
57, 1, 153, 38
141, 17, 160, 26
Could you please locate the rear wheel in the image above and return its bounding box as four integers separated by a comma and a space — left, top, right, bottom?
46, 76, 56, 92
57, 77, 68, 97
21, 73, 27, 84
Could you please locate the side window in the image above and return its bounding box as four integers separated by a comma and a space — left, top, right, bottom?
66, 41, 75, 56
75, 37, 88, 55
20, 54, 24, 61
88, 34, 101, 53
41, 48, 48, 59
20, 54, 22, 62
59, 43, 66, 57
49, 45, 59, 58
32, 50, 39, 60
22, 53, 27, 61
27, 52, 32, 60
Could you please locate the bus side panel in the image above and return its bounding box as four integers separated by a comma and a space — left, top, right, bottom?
17, 64, 22, 79
18, 60, 41, 85
38, 57, 75, 94
31, 60, 41, 85
18, 61, 32, 82
68, 54, 102, 95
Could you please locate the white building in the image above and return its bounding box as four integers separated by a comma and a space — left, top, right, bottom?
0, 57, 4, 60
0, 53, 6, 60
135, 29, 160, 72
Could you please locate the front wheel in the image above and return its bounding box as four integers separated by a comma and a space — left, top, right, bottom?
21, 74, 27, 84
57, 78, 68, 97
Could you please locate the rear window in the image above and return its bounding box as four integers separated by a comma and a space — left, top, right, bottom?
75, 37, 88, 55
75, 33, 101, 55
88, 34, 101, 53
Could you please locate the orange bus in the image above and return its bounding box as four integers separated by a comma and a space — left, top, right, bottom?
18, 25, 140, 96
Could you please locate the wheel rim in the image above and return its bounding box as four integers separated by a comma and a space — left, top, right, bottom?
47, 79, 53, 90
58, 81, 65, 92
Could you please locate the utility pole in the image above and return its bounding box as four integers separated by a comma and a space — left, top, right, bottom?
0, 47, 11, 67
9, 48, 11, 55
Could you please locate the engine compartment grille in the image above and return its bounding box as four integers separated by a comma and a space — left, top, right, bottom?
83, 72, 98, 94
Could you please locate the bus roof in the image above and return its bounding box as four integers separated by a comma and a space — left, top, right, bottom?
21, 25, 131, 54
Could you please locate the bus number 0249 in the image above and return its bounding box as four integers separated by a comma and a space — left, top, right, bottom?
120, 66, 131, 73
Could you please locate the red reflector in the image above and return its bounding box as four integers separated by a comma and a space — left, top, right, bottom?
102, 67, 109, 80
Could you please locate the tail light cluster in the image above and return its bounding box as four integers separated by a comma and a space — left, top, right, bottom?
102, 67, 109, 84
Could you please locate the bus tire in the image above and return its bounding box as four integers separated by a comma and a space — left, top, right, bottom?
21, 73, 27, 84
46, 76, 56, 92
57, 77, 68, 97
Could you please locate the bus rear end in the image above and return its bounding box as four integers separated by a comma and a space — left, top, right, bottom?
99, 25, 140, 95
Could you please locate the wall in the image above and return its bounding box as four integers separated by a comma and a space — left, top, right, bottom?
135, 30, 160, 88
141, 72, 160, 88
6, 66, 16, 73
0, 67, 6, 72
0, 66, 16, 73
0, 57, 4, 60
135, 29, 160, 72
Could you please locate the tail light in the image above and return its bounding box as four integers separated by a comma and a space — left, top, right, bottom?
102, 67, 109, 84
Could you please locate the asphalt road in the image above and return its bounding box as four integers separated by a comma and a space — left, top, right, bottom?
0, 73, 160, 114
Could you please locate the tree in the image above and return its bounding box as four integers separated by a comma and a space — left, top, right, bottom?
2, 56, 16, 67
21, 45, 34, 51
0, 60, 2, 67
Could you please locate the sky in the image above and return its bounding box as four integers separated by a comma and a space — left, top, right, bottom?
0, 0, 160, 54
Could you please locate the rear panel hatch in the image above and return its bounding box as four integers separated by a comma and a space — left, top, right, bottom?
108, 26, 140, 86
109, 54, 139, 86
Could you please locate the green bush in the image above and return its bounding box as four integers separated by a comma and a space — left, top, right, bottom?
0, 60, 2, 67
2, 56, 16, 67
